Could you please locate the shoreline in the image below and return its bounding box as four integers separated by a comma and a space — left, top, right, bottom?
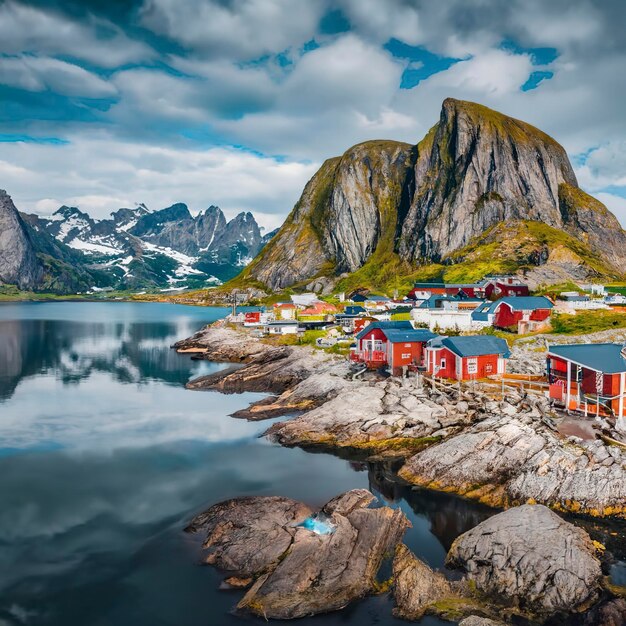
175, 320, 626, 521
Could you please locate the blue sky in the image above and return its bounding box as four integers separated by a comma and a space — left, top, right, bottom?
1, 0, 625, 229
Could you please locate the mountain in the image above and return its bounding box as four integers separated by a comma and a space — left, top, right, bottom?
0, 190, 42, 290
243, 99, 626, 292
0, 193, 274, 293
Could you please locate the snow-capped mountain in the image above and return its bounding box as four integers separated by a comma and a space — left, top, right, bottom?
26, 201, 275, 291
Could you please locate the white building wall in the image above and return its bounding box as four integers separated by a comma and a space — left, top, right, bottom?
411, 309, 490, 332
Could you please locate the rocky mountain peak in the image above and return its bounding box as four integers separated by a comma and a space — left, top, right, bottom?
0, 189, 42, 289
245, 98, 626, 291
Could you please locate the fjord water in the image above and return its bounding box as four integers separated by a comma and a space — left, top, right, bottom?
0, 303, 506, 625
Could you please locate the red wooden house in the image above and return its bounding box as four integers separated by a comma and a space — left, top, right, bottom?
547, 343, 626, 421
352, 321, 437, 374
483, 276, 530, 298
425, 336, 510, 380
491, 296, 553, 332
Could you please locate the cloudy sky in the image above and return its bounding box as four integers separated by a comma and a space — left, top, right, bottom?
1, 0, 625, 230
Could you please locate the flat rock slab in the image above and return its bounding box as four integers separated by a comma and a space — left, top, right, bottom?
446, 504, 603, 616
185, 495, 312, 576
187, 490, 410, 619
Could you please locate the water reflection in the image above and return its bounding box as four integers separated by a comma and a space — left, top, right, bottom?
0, 303, 623, 626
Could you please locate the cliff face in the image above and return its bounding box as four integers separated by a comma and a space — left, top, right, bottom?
245, 98, 626, 290
247, 141, 414, 290
0, 190, 42, 289
398, 99, 578, 261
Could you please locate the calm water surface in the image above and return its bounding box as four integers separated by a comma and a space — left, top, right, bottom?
0, 302, 621, 626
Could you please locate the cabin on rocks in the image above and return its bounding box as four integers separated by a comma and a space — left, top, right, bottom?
351, 321, 437, 374
547, 343, 626, 425
483, 275, 530, 298
273, 302, 297, 320
489, 296, 554, 333
425, 335, 510, 381
411, 295, 487, 331
263, 320, 300, 335
244, 310, 273, 326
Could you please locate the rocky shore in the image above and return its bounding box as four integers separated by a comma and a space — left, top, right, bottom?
187, 490, 625, 624
176, 322, 626, 519
176, 321, 626, 623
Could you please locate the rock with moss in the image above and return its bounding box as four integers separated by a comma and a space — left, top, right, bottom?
446, 504, 603, 616
399, 413, 626, 518
392, 544, 454, 620
187, 489, 411, 620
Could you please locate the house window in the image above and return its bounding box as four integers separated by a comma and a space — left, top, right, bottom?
485, 363, 493, 373
467, 358, 478, 374
401, 353, 411, 359
440, 358, 447, 369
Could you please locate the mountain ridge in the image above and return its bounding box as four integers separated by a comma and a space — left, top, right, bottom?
241, 98, 626, 292
0, 194, 275, 293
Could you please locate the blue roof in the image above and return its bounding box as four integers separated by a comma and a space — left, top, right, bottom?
344, 305, 366, 315
548, 343, 626, 374
438, 335, 511, 358
471, 301, 493, 321
383, 328, 438, 343
366, 294, 390, 301
419, 294, 483, 310
494, 296, 553, 311
356, 321, 437, 343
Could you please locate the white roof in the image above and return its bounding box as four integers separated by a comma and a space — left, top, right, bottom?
291, 293, 320, 306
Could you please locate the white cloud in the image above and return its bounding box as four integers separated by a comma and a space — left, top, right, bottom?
140, 0, 324, 60
595, 193, 626, 228
0, 134, 317, 230
575, 141, 626, 190
0, 1, 154, 68
338, 0, 422, 45
0, 56, 118, 98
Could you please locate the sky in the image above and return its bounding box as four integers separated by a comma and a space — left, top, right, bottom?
1, 0, 626, 230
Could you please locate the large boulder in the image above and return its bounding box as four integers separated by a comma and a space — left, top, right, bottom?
185, 495, 312, 576
392, 544, 453, 620
187, 489, 411, 619
446, 504, 603, 616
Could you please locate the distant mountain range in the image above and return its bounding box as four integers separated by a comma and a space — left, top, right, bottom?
0, 191, 276, 293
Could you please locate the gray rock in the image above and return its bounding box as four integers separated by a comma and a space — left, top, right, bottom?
392, 544, 453, 620
459, 618, 506, 626
187, 490, 410, 620
446, 504, 603, 616
185, 495, 312, 576
399, 413, 626, 518
0, 189, 41, 289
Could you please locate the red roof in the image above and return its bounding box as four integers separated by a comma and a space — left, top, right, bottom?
299, 302, 338, 315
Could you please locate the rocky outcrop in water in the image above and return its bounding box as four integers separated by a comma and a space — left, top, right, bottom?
446, 504, 603, 616
0, 189, 42, 289
399, 413, 626, 518
244, 98, 626, 290
392, 543, 454, 620
187, 489, 410, 619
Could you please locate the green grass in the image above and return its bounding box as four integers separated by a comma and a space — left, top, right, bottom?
550, 310, 626, 334
391, 312, 411, 321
